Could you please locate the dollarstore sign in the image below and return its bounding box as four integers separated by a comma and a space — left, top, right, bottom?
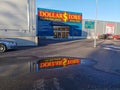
38, 8, 82, 23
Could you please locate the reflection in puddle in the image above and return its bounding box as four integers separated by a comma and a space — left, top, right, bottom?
36, 57, 96, 71
36, 57, 80, 71
81, 58, 96, 66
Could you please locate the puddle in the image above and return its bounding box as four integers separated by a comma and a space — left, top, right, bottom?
81, 58, 97, 66
0, 56, 39, 65
115, 69, 120, 73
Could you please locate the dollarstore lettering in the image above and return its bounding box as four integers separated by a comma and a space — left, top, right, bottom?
38, 10, 82, 22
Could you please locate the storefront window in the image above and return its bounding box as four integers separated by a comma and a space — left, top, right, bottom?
53, 26, 69, 38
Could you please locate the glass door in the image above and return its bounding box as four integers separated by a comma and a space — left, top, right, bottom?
53, 26, 69, 39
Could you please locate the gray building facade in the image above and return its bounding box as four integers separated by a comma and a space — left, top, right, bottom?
82, 19, 120, 39
0, 0, 38, 46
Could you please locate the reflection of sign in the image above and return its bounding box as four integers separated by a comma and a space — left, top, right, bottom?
38, 9, 82, 23
37, 57, 80, 70
85, 21, 95, 29
106, 24, 114, 34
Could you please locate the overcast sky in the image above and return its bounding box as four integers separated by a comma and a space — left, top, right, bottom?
36, 0, 120, 22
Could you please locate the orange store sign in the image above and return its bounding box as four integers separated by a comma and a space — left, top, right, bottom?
38, 10, 82, 23
38, 57, 80, 69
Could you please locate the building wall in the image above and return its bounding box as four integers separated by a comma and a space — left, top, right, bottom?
0, 0, 28, 30
82, 19, 120, 39
0, 0, 38, 46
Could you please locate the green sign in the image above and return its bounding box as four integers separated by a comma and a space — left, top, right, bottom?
85, 21, 95, 29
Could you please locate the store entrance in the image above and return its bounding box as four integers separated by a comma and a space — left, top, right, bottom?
53, 26, 69, 38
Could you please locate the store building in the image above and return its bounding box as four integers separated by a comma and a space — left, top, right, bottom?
37, 8, 82, 39
37, 8, 120, 40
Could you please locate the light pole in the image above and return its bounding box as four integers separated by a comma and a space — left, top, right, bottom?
94, 0, 98, 48
27, 0, 30, 32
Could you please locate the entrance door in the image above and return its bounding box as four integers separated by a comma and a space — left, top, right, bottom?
53, 26, 69, 38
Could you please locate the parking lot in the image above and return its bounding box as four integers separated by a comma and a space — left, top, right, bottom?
0, 39, 120, 90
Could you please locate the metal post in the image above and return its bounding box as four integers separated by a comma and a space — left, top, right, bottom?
94, 0, 98, 48
103, 22, 104, 34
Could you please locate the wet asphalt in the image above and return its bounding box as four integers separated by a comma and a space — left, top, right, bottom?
0, 39, 120, 90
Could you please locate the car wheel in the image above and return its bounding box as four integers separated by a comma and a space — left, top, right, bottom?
0, 44, 7, 53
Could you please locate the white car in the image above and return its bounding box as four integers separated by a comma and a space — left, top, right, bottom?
0, 39, 17, 52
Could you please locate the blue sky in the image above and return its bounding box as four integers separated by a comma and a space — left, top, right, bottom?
36, 0, 120, 22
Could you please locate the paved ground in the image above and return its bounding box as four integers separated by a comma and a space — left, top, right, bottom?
0, 39, 120, 90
